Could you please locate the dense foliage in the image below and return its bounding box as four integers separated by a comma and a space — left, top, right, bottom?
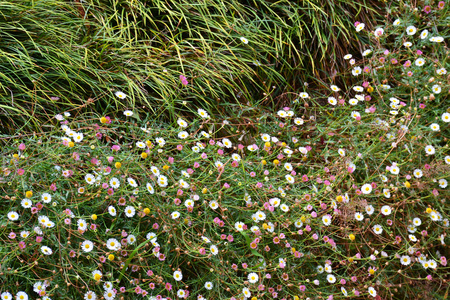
0, 0, 380, 133
1, 1, 449, 300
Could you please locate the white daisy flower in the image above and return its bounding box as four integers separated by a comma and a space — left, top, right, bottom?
108, 206, 117, 216
77, 219, 87, 231
330, 85, 340, 92
351, 111, 361, 119
269, 197, 280, 207
280, 204, 289, 212
179, 179, 190, 189
285, 174, 295, 184
352, 66, 362, 76
248, 272, 259, 283
198, 108, 209, 119
110, 178, 120, 189
197, 236, 210, 245
428, 259, 437, 269
150, 166, 160, 176
177, 118, 188, 128
16, 291, 29, 300
362, 49, 372, 56
299, 92, 309, 98
74, 133, 84, 143
255, 211, 266, 221
178, 131, 189, 139
104, 282, 114, 291
425, 145, 435, 155
115, 91, 127, 99
431, 85, 441, 95
143, 183, 154, 195
127, 234, 136, 245
327, 274, 336, 283
231, 153, 241, 161
373, 224, 383, 235
368, 287, 377, 297
406, 26, 416, 35
41, 246, 53, 255
322, 214, 332, 226
381, 205, 392, 216
85, 174, 96, 185
41, 193, 52, 203
327, 97, 337, 106
355, 23, 365, 32
222, 138, 232, 148
240, 37, 249, 44
209, 201, 219, 210
390, 165, 400, 175
81, 240, 94, 252
294, 117, 304, 125
361, 183, 372, 194
124, 206, 135, 218
20, 231, 30, 239
261, 133, 271, 142
235, 222, 245, 231
1, 292, 12, 300
156, 137, 166, 147
210, 245, 218, 255
355, 212, 364, 221
204, 281, 213, 290
136, 141, 145, 149
250, 226, 260, 233
200, 131, 210, 139
127, 177, 138, 187
104, 290, 116, 300
415, 58, 425, 67
348, 98, 358, 105
106, 238, 121, 251
146, 232, 157, 242
284, 148, 293, 155
420, 29, 429, 39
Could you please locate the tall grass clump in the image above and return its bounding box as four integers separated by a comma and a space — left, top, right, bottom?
1, 0, 382, 134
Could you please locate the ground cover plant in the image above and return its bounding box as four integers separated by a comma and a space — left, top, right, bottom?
0, 1, 449, 300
